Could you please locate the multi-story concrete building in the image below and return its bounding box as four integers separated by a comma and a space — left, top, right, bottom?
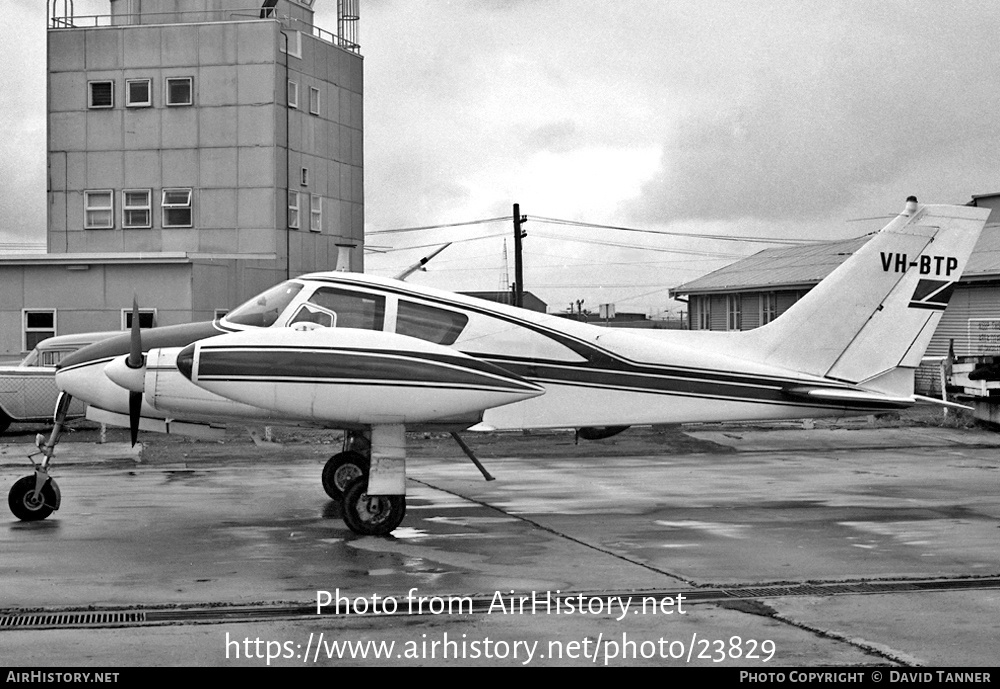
0, 0, 364, 356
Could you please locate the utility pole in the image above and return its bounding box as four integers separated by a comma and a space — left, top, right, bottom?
512, 203, 527, 308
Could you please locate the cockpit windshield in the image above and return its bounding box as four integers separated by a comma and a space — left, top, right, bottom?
225, 281, 304, 327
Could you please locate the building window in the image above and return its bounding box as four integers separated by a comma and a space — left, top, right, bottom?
310, 194, 322, 232
288, 80, 299, 108
288, 190, 300, 229
162, 188, 193, 228
727, 294, 742, 331
121, 309, 157, 330
695, 298, 711, 330
165, 77, 193, 106
122, 189, 151, 228
84, 190, 114, 229
125, 78, 151, 107
23, 310, 56, 352
88, 80, 114, 108
309, 86, 320, 115
760, 293, 777, 325
280, 30, 302, 59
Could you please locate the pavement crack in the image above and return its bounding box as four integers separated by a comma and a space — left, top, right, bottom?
408, 477, 694, 585
744, 602, 922, 667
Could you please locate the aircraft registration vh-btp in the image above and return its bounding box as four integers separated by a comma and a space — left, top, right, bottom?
6, 198, 991, 535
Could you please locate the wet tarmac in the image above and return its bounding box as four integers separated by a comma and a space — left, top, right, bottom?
1, 425, 999, 667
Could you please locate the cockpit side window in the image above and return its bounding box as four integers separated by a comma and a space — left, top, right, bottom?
396, 301, 468, 345
299, 287, 386, 330
226, 282, 304, 327
289, 304, 336, 328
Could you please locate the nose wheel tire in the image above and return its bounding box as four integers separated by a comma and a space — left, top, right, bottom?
9, 476, 57, 522
322, 451, 369, 500
341, 476, 405, 536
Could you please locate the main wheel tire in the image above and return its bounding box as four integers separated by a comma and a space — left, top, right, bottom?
341, 476, 405, 536
8, 476, 57, 522
322, 451, 369, 500
0, 410, 11, 435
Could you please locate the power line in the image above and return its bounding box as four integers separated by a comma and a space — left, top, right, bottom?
531, 231, 746, 258
368, 216, 508, 235
373, 230, 510, 252
529, 216, 822, 245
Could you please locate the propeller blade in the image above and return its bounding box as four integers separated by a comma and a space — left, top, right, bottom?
129, 391, 142, 447
127, 296, 143, 369
127, 296, 144, 446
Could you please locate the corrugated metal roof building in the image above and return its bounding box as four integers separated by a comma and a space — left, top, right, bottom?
670, 194, 1000, 394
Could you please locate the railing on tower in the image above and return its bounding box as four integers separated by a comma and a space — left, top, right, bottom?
338, 0, 359, 48
50, 0, 74, 28
46, 3, 361, 53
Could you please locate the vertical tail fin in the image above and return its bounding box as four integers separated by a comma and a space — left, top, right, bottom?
740, 197, 990, 390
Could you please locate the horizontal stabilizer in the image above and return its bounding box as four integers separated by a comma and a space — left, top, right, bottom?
785, 386, 913, 408
912, 394, 973, 411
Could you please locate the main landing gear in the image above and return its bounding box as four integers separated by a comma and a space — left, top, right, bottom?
7, 392, 70, 522
321, 427, 496, 537
323, 429, 406, 536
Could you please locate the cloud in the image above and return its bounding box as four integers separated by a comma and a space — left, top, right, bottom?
520, 119, 581, 155
623, 1, 1000, 224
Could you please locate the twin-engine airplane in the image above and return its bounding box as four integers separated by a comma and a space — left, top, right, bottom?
7, 198, 990, 535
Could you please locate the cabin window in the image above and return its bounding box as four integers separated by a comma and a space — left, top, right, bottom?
396, 301, 468, 345
294, 287, 386, 330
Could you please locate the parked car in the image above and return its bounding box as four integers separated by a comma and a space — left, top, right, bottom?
0, 332, 120, 434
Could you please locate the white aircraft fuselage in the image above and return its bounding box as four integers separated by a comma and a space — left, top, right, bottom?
56, 271, 907, 438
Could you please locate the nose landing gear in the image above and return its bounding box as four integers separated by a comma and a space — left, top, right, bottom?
8, 392, 71, 522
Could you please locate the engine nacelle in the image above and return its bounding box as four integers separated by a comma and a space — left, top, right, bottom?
177, 327, 545, 425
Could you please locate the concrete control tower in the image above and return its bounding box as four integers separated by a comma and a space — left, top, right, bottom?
0, 1, 365, 356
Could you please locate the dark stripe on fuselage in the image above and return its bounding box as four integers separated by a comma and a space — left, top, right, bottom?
307, 275, 905, 412
196, 346, 540, 393
307, 275, 854, 390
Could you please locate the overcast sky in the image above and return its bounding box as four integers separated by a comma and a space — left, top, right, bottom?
3, 1, 999, 314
